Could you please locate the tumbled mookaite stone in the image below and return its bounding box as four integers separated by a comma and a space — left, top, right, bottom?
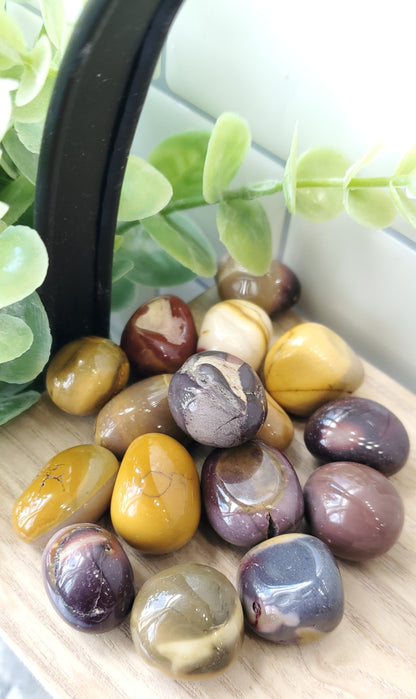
130, 563, 244, 678
110, 433, 200, 554
42, 524, 134, 633
256, 390, 294, 450
46, 336, 129, 415
237, 533, 344, 644
216, 255, 300, 316
304, 396, 410, 476
95, 373, 189, 458
120, 294, 197, 376
197, 299, 272, 371
303, 462, 404, 561
263, 322, 364, 416
201, 440, 304, 547
168, 350, 267, 447
12, 444, 119, 547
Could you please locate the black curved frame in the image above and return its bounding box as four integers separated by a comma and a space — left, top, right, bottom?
35, 0, 184, 351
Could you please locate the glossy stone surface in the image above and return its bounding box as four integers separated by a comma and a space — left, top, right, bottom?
130, 563, 244, 678
304, 397, 410, 476
201, 440, 304, 547
168, 350, 267, 447
12, 444, 119, 547
46, 336, 129, 415
110, 433, 200, 553
120, 294, 197, 376
303, 462, 405, 561
256, 390, 294, 451
197, 299, 272, 371
263, 322, 364, 416
237, 533, 344, 644
42, 524, 134, 633
216, 255, 300, 316
95, 373, 190, 458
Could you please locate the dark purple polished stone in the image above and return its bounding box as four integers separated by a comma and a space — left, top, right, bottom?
168, 351, 267, 448
201, 440, 304, 547
237, 533, 344, 644
304, 396, 410, 476
42, 523, 135, 632
303, 461, 404, 561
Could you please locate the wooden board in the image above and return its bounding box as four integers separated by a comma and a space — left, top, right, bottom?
1, 286, 415, 698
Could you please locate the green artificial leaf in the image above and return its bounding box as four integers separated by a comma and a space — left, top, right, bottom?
0, 379, 33, 398
14, 34, 52, 107
394, 144, 416, 197
344, 143, 383, 186
40, 0, 66, 49
394, 144, 416, 175
0, 291, 51, 383
112, 252, 134, 283
148, 130, 211, 203
389, 184, 416, 228
282, 123, 298, 214
118, 155, 173, 221
0, 389, 40, 426
111, 276, 136, 312
142, 212, 217, 277
0, 199, 8, 218
0, 78, 18, 140
216, 199, 272, 275
296, 147, 350, 221
0, 225, 48, 307
2, 128, 38, 183
0, 9, 25, 71
117, 222, 197, 286
1, 175, 35, 225
0, 312, 33, 362
344, 188, 396, 229
12, 75, 55, 123
203, 112, 251, 204
14, 120, 44, 154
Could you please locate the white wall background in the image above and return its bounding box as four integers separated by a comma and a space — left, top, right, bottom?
130, 0, 416, 392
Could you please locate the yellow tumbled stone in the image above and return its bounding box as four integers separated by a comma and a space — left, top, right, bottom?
263, 322, 364, 416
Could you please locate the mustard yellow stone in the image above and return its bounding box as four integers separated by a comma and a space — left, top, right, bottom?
263, 322, 364, 416
12, 445, 119, 546
46, 336, 129, 415
110, 433, 201, 554
256, 391, 294, 450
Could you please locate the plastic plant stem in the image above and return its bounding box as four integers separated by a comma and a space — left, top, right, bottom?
34, 0, 184, 351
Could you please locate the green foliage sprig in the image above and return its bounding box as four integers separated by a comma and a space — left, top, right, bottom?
1, 2, 416, 426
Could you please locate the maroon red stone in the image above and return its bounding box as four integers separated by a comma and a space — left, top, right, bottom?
121, 294, 197, 376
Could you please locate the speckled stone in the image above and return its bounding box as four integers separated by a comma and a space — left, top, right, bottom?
303, 461, 405, 561
304, 396, 410, 476
237, 533, 344, 644
168, 350, 267, 447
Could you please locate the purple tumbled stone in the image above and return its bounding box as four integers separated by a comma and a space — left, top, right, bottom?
201, 440, 304, 547
237, 533, 344, 644
303, 461, 404, 561
168, 350, 267, 448
304, 396, 409, 476
42, 523, 135, 633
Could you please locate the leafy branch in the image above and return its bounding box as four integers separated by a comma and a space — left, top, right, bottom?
1, 1, 416, 426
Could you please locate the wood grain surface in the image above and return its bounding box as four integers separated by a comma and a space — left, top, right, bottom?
1, 287, 415, 698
